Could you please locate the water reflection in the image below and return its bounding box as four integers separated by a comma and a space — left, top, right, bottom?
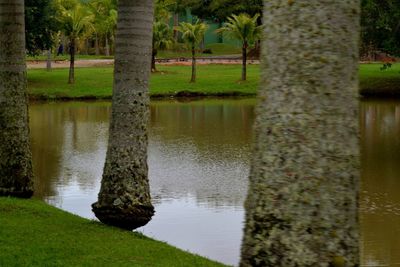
29, 99, 400, 266
360, 100, 400, 267
29, 99, 254, 266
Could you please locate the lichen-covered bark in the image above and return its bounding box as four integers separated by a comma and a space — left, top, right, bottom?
0, 0, 34, 198
92, 0, 155, 230
240, 1, 360, 266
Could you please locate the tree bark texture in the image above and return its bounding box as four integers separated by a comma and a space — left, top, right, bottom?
92, 0, 155, 231
240, 1, 360, 266
0, 0, 34, 198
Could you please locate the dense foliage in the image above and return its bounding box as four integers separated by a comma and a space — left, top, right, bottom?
184, 0, 262, 21
25, 0, 60, 55
361, 0, 400, 56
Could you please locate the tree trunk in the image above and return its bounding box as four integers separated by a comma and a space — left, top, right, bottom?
105, 35, 110, 57
240, 1, 360, 266
68, 38, 75, 84
173, 13, 179, 41
242, 41, 247, 81
85, 38, 89, 55
190, 45, 196, 83
92, 0, 155, 231
151, 48, 157, 72
95, 33, 100, 55
0, 0, 34, 198
46, 49, 52, 71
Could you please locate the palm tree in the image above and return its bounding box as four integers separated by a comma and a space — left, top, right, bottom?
240, 1, 360, 266
58, 1, 93, 83
177, 20, 208, 83
217, 13, 261, 81
152, 21, 174, 72
89, 0, 117, 56
92, 0, 155, 230
0, 0, 34, 198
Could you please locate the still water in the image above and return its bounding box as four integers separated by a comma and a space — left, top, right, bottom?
29, 99, 400, 266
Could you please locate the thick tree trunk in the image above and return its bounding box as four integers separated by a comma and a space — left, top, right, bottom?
0, 0, 34, 198
92, 0, 155, 230
68, 38, 75, 84
240, 1, 360, 266
190, 46, 196, 83
242, 42, 247, 81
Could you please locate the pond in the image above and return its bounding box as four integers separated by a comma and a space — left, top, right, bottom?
29, 98, 400, 266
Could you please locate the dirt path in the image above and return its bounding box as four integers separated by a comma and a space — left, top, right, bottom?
27, 58, 260, 69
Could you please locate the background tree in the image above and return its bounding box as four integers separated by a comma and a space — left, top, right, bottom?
152, 21, 174, 72
25, 0, 60, 55
92, 0, 155, 230
57, 0, 93, 83
217, 13, 261, 81
240, 0, 360, 266
177, 20, 207, 83
88, 0, 117, 56
361, 0, 400, 57
185, 0, 262, 22
0, 0, 34, 198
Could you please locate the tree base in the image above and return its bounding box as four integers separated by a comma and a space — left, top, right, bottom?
92, 202, 154, 230
0, 188, 33, 198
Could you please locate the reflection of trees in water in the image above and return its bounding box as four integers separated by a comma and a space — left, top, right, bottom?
149, 99, 255, 208
30, 102, 110, 201
360, 100, 400, 266
31, 99, 255, 209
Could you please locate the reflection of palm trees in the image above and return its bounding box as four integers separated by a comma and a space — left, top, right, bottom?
360, 100, 400, 266
149, 99, 255, 208
30, 102, 111, 200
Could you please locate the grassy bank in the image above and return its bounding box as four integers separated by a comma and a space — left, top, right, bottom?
0, 197, 226, 267
28, 65, 259, 99
27, 63, 400, 100
359, 63, 400, 96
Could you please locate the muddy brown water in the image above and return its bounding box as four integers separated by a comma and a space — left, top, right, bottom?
29, 99, 400, 266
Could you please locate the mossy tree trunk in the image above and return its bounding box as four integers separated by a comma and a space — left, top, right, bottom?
240, 1, 360, 266
0, 0, 34, 198
92, 0, 155, 231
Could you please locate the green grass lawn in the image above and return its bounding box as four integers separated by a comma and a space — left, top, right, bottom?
27, 63, 400, 100
359, 63, 400, 96
0, 197, 226, 267
27, 64, 259, 99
